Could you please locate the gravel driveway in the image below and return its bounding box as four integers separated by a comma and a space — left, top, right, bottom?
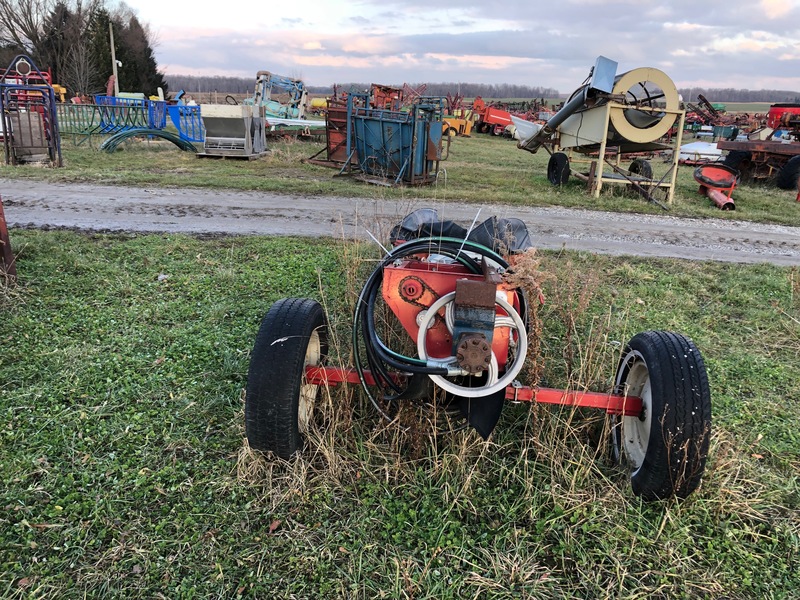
2, 179, 799, 266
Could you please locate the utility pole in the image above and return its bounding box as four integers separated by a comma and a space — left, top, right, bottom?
109, 22, 119, 96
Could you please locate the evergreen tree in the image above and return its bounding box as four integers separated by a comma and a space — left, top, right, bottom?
116, 14, 166, 96
85, 6, 111, 94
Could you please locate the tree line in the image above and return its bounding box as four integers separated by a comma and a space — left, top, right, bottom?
0, 0, 166, 98
678, 87, 800, 104
163, 74, 561, 100
165, 73, 800, 104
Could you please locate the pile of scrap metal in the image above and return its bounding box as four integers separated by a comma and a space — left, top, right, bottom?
678, 96, 762, 166
685, 94, 727, 128
513, 56, 685, 208
306, 83, 445, 186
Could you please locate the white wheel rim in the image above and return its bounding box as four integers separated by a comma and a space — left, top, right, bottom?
298, 329, 321, 433
416, 292, 528, 398
617, 350, 652, 471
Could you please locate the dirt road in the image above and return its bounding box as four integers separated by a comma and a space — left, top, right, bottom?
3, 179, 799, 266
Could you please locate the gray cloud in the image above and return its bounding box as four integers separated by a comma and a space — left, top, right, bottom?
154, 1, 800, 93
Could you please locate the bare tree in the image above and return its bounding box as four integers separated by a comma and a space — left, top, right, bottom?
63, 30, 90, 94
40, 1, 93, 88
0, 0, 96, 93
0, 0, 54, 61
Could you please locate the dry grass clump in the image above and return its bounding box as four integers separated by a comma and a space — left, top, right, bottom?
0, 268, 22, 309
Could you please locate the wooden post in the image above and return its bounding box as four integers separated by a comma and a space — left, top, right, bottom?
109, 22, 120, 96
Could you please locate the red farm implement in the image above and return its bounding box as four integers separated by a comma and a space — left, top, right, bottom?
245, 211, 712, 501
694, 163, 738, 210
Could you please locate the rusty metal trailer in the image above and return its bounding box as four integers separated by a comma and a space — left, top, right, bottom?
717, 139, 800, 190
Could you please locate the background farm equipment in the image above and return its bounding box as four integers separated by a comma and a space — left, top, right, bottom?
350, 95, 445, 185
514, 56, 685, 206
244, 210, 712, 501
307, 89, 445, 186
197, 103, 268, 159
442, 114, 474, 137
475, 105, 514, 135
0, 55, 62, 166
471, 96, 551, 138
237, 71, 327, 138
441, 93, 474, 137
717, 104, 800, 190
244, 71, 309, 119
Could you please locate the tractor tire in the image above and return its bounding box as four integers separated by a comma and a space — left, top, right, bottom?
723, 150, 753, 182
629, 158, 653, 180
547, 152, 570, 186
446, 127, 458, 137
776, 155, 800, 190
612, 331, 711, 500
245, 298, 328, 459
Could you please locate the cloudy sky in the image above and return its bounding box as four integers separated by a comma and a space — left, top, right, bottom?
126, 0, 800, 94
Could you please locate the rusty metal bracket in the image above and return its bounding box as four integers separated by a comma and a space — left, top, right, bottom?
452, 273, 499, 371
603, 159, 670, 211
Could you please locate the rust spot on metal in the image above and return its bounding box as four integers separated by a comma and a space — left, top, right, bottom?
455, 278, 496, 309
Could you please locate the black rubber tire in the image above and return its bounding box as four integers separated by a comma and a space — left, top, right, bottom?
629, 158, 653, 180
245, 298, 328, 459
547, 152, 570, 185
776, 155, 800, 190
722, 150, 752, 182
612, 330, 711, 500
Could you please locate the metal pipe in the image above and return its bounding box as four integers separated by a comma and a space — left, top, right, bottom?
701, 186, 735, 210
517, 86, 590, 153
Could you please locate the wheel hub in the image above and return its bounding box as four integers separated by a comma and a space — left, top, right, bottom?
455, 334, 492, 374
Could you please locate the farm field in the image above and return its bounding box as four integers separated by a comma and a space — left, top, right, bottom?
1, 133, 799, 598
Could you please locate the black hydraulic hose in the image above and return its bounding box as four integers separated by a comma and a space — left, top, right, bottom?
351, 236, 526, 414
354, 237, 500, 370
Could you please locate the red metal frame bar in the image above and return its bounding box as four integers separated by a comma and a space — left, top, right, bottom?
305, 366, 642, 416
504, 385, 642, 416
306, 366, 372, 386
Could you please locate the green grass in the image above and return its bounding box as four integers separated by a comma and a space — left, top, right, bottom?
1, 231, 798, 598
2, 133, 799, 226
